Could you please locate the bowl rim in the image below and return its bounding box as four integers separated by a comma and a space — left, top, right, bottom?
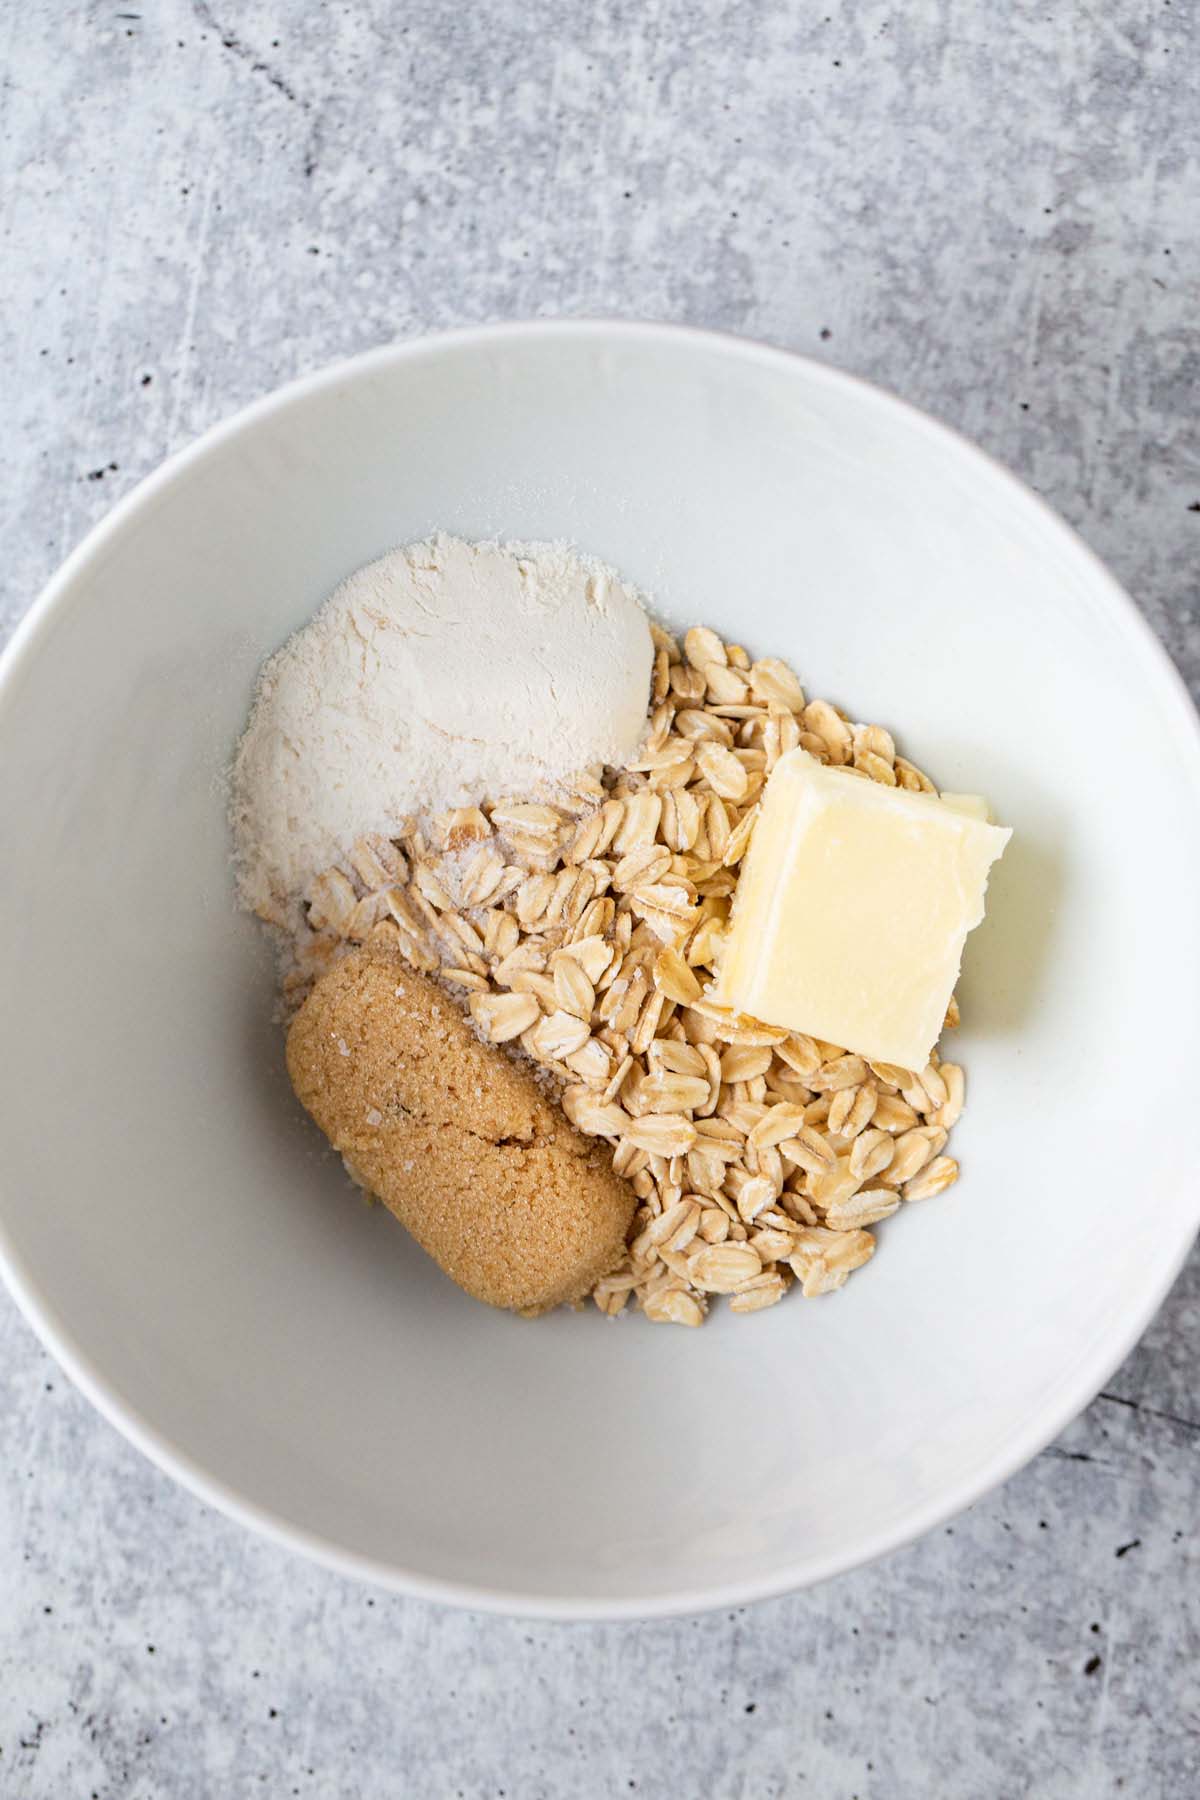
2, 317, 1198, 1621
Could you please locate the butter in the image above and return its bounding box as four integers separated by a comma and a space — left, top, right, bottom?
714, 749, 1011, 1070
938, 792, 991, 823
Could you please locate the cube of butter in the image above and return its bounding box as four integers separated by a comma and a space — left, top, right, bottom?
714, 749, 1011, 1070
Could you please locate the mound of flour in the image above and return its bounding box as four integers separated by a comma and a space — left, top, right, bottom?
231, 533, 653, 918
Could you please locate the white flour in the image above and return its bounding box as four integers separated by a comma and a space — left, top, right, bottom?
231, 533, 653, 917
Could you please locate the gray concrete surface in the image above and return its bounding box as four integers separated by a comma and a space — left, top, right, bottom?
2, 2, 1198, 1795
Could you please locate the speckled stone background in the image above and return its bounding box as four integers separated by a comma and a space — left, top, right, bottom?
2, 3, 1198, 1795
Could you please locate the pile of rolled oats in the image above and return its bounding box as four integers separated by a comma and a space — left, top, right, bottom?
283, 624, 965, 1326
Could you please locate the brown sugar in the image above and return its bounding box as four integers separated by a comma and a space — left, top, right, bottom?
285, 947, 636, 1313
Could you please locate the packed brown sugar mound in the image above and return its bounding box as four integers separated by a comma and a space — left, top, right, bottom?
286, 948, 636, 1313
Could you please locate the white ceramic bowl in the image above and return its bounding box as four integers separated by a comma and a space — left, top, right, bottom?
2, 323, 1198, 1619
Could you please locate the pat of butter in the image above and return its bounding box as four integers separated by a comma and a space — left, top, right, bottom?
714, 749, 1011, 1070
939, 792, 991, 823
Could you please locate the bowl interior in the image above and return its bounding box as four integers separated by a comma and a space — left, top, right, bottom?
2, 325, 1198, 1614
